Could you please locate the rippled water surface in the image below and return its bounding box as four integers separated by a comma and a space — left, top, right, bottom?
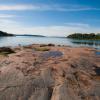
0, 36, 100, 49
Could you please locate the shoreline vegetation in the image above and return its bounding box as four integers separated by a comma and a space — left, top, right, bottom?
0, 31, 14, 36
0, 30, 100, 49
0, 30, 45, 37
67, 33, 100, 40
0, 30, 100, 40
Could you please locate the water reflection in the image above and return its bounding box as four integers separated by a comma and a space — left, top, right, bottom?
0, 36, 99, 49
95, 51, 100, 55
71, 39, 100, 48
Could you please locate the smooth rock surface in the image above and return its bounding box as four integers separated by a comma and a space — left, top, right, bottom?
0, 44, 100, 100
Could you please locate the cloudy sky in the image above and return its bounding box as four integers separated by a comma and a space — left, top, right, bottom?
0, 0, 100, 36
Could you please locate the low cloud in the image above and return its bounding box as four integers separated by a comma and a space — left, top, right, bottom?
0, 14, 16, 18
0, 5, 34, 11
0, 19, 100, 36
65, 23, 90, 28
0, 4, 99, 11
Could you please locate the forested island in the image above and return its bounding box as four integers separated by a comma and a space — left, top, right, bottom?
0, 31, 14, 36
67, 33, 100, 40
0, 30, 46, 37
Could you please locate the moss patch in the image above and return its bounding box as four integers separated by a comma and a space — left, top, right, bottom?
34, 47, 50, 51
0, 52, 12, 56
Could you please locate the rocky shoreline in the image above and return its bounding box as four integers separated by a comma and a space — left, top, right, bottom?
0, 44, 100, 100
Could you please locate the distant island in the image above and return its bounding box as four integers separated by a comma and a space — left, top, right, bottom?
0, 31, 45, 37
67, 33, 100, 40
15, 34, 45, 37
0, 31, 14, 36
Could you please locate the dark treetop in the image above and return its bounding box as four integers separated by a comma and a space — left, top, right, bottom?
67, 33, 100, 40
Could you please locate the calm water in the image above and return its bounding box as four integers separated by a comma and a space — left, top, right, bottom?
0, 36, 100, 49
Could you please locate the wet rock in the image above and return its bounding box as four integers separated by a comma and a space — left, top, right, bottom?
48, 44, 55, 47
41, 51, 63, 59
0, 47, 15, 54
40, 44, 48, 47
40, 44, 55, 47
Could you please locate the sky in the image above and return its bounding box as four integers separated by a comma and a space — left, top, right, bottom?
0, 0, 100, 36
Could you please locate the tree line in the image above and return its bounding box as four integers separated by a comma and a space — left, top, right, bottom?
0, 31, 13, 36
67, 33, 100, 40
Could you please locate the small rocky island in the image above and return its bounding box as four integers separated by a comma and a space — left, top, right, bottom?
67, 33, 100, 40
0, 44, 100, 100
